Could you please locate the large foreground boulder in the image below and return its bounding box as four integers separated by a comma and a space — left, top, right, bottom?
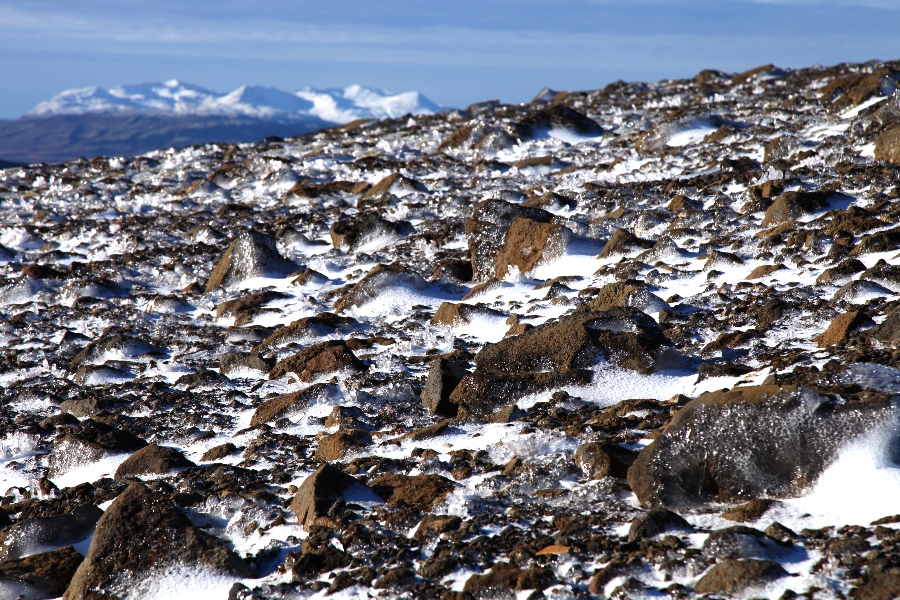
628, 385, 897, 508
449, 306, 682, 416
64, 482, 252, 599
206, 230, 298, 292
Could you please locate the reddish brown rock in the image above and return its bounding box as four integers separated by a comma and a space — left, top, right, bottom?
368, 474, 455, 510
289, 464, 380, 529
816, 310, 875, 347
268, 340, 365, 381
314, 430, 373, 461
250, 384, 335, 426
114, 444, 195, 481
694, 558, 788, 594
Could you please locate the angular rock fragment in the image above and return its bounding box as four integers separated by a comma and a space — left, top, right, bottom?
760, 190, 834, 226
598, 228, 654, 259
329, 212, 414, 251
816, 310, 874, 346
368, 474, 455, 510
219, 351, 275, 376
289, 464, 382, 529
420, 358, 470, 417
268, 340, 365, 381
628, 385, 896, 507
430, 302, 505, 326
574, 441, 637, 480
694, 558, 788, 595
205, 230, 298, 292
0, 545, 83, 600
628, 508, 693, 542
449, 306, 680, 415
63, 482, 253, 599
250, 383, 336, 426
0, 505, 101, 561
465, 199, 558, 281
875, 126, 900, 164
113, 444, 195, 481
49, 420, 148, 478
463, 562, 555, 594
332, 264, 430, 312
314, 430, 373, 461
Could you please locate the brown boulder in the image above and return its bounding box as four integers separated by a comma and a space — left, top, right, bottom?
816, 310, 875, 347
332, 264, 429, 312
627, 385, 895, 508
760, 190, 833, 227
49, 420, 148, 478
430, 302, 505, 326
368, 474, 455, 510
745, 263, 785, 280
598, 228, 654, 258
250, 384, 335, 426
63, 483, 252, 600
200, 443, 238, 462
268, 340, 365, 381
289, 463, 381, 529
463, 562, 554, 594
314, 430, 373, 461
875, 126, 900, 164
694, 558, 788, 594
720, 499, 779, 523
492, 217, 572, 278
465, 199, 556, 282
114, 444, 195, 481
574, 442, 637, 479
449, 306, 678, 415
252, 312, 359, 352
328, 212, 414, 251
205, 230, 297, 292
0, 545, 83, 599
855, 570, 900, 600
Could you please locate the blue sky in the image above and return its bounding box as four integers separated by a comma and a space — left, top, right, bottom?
1, 0, 897, 119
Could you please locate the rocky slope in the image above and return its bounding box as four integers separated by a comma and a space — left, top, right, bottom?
1, 59, 900, 599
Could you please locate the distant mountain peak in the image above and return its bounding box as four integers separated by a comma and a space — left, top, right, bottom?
26, 82, 441, 124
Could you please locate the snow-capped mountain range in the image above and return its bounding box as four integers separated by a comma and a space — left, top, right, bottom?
0, 82, 442, 164
27, 81, 441, 124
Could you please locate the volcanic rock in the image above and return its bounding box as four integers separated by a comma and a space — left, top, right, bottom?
332, 264, 429, 312
113, 444, 195, 481
694, 558, 788, 595
816, 310, 875, 346
465, 199, 556, 281
0, 545, 83, 599
328, 213, 414, 251
250, 383, 337, 426
289, 463, 382, 528
368, 474, 455, 510
205, 230, 298, 292
420, 358, 470, 417
574, 441, 637, 480
63, 482, 253, 599
627, 384, 896, 507
628, 508, 693, 542
49, 420, 148, 477
449, 306, 680, 415
0, 504, 102, 561
268, 340, 365, 381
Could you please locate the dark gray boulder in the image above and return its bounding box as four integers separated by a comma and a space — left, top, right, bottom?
627, 384, 896, 508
